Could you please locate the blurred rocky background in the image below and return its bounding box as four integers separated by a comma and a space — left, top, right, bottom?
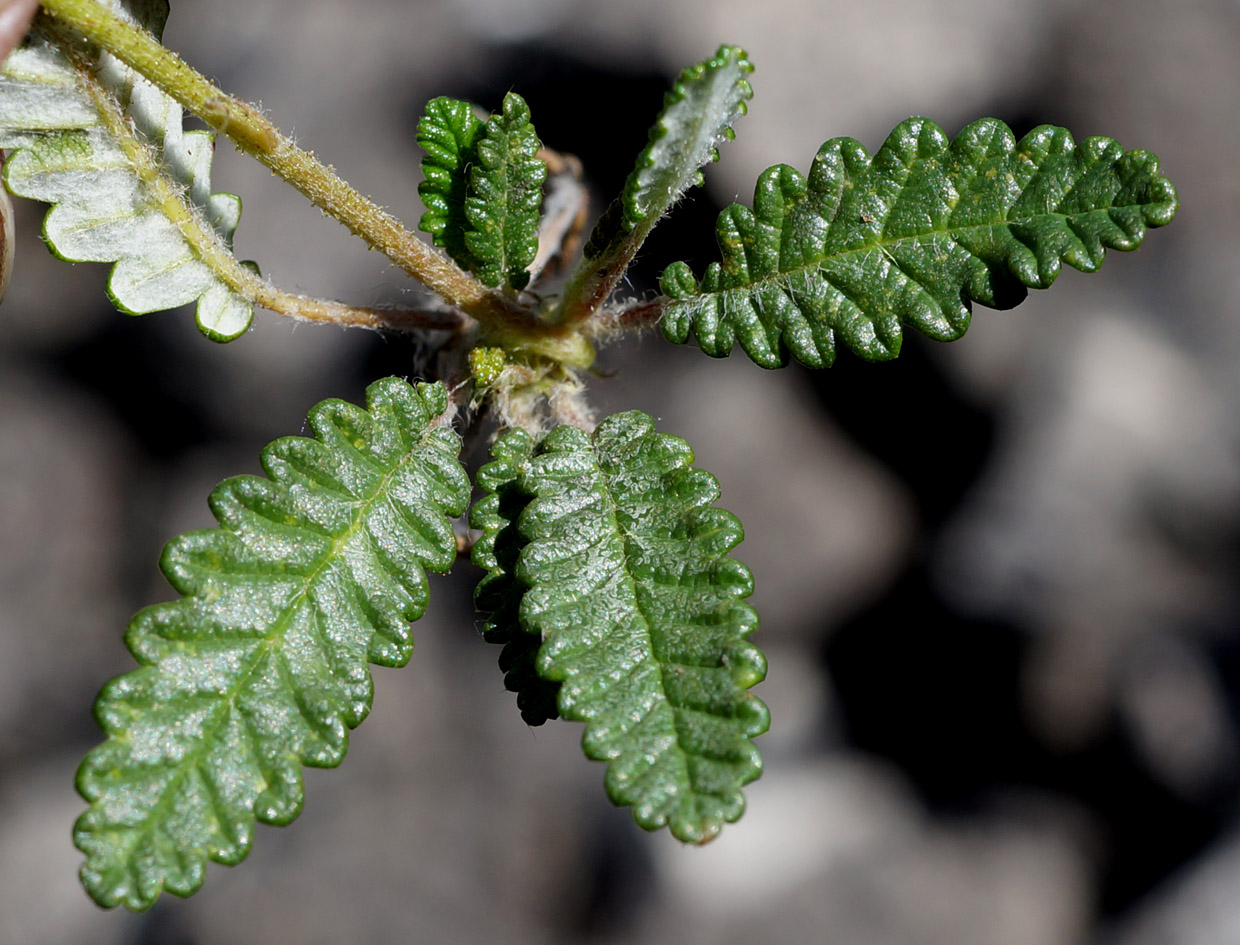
1, 0, 1237, 942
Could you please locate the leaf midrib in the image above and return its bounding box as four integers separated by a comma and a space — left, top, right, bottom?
633, 67, 730, 221
682, 204, 1146, 305
107, 425, 435, 869
575, 443, 703, 805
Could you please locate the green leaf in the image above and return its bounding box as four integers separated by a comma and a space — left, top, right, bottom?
470, 432, 561, 725
463, 92, 545, 291
661, 117, 1179, 368
74, 378, 469, 910
0, 0, 258, 341
615, 44, 753, 237
472, 413, 768, 843
556, 45, 753, 320
417, 96, 486, 274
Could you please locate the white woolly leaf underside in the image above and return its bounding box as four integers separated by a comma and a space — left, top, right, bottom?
0, 2, 253, 340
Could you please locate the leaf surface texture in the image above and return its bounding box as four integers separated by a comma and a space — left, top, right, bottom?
661, 117, 1179, 367
557, 44, 752, 318
417, 92, 545, 291
464, 92, 545, 291
470, 435, 562, 725
75, 379, 469, 910
0, 0, 258, 340
473, 413, 768, 842
417, 96, 486, 275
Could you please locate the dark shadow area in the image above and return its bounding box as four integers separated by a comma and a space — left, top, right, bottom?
50, 312, 221, 460
810, 340, 1235, 914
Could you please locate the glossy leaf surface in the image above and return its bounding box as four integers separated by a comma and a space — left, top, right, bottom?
661, 117, 1179, 368
0, 0, 257, 340
417, 96, 486, 275
417, 92, 545, 291
75, 379, 469, 910
473, 413, 768, 842
464, 92, 545, 291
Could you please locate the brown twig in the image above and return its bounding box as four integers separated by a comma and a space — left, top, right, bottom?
530, 147, 589, 284
610, 296, 667, 331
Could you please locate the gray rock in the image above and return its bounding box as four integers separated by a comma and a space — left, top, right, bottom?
0, 370, 131, 759
0, 757, 140, 945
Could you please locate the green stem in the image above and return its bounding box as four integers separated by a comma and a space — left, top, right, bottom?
553, 203, 652, 327
36, 0, 541, 338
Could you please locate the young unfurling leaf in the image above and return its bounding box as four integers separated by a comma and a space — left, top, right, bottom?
464, 92, 545, 291
418, 96, 486, 275
418, 92, 545, 292
556, 45, 753, 321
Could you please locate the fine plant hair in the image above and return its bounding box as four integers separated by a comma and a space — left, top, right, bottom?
0, 0, 1178, 911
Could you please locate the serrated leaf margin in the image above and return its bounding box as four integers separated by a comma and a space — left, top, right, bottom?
0, 0, 259, 340
473, 413, 769, 843
469, 429, 562, 725
463, 91, 545, 291
555, 44, 753, 321
661, 116, 1179, 368
74, 378, 469, 910
417, 95, 486, 274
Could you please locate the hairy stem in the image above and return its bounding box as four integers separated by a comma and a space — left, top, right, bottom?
553, 207, 645, 326
37, 0, 544, 339
610, 296, 666, 330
